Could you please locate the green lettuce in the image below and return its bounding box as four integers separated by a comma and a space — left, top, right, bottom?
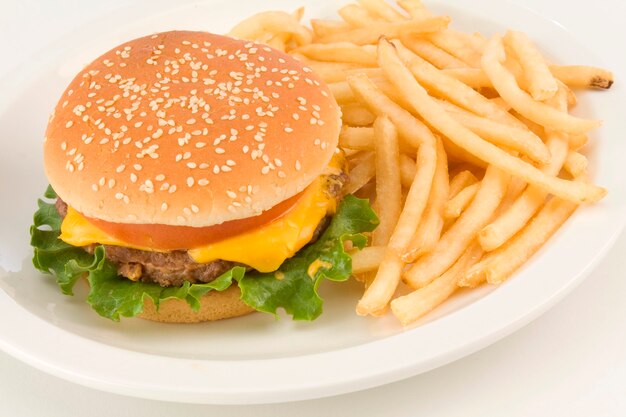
30, 186, 378, 321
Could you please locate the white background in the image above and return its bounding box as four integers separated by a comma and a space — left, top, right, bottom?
1, 0, 625, 415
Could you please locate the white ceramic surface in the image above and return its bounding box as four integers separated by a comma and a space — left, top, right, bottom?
0, 0, 624, 405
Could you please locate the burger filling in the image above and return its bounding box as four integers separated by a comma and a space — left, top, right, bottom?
54, 171, 346, 287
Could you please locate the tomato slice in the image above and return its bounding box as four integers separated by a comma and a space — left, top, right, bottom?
84, 190, 305, 251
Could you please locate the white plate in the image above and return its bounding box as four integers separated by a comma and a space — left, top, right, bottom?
0, 0, 624, 405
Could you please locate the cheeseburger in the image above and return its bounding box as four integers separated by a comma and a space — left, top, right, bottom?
31, 31, 377, 323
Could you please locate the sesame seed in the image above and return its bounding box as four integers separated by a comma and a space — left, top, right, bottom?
226, 190, 237, 198
186, 177, 194, 187
161, 203, 168, 211
65, 121, 74, 128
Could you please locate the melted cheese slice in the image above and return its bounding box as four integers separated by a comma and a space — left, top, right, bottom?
60, 178, 335, 273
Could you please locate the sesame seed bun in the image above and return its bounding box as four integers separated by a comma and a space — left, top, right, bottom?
44, 30, 341, 227
139, 285, 254, 323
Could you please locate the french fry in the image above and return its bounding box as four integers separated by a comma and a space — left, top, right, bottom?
297, 58, 368, 83
339, 126, 375, 150
441, 67, 492, 88
351, 246, 387, 274
568, 133, 589, 151
463, 197, 577, 286
402, 137, 449, 261
437, 99, 551, 164
372, 117, 402, 246
443, 182, 479, 219
397, 0, 431, 19
356, 250, 404, 316
381, 38, 605, 204
347, 74, 437, 148
317, 16, 451, 45
228, 11, 312, 45
490, 97, 512, 112
391, 244, 483, 326
341, 103, 376, 126
404, 165, 509, 289
311, 19, 351, 39
344, 152, 375, 195
478, 87, 570, 251
401, 36, 469, 69
329, 81, 357, 103
448, 170, 479, 198
563, 150, 589, 178
482, 35, 601, 134
549, 65, 614, 89
358, 0, 407, 22
338, 4, 382, 28
400, 154, 417, 188
294, 42, 377, 66
441, 65, 614, 90
504, 30, 558, 100
428, 30, 483, 68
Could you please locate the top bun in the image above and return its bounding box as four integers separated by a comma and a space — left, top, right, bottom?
44, 31, 341, 227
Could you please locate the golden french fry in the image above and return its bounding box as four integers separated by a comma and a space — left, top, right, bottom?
390, 140, 437, 252
347, 74, 437, 148
338, 4, 382, 28
380, 38, 605, 204
296, 58, 368, 83
229, 11, 312, 45
568, 133, 589, 151
443, 182, 479, 219
441, 65, 614, 90
437, 99, 551, 164
329, 81, 357, 103
372, 116, 403, 246
482, 35, 601, 134
397, 0, 431, 19
441, 67, 492, 88
344, 152, 375, 194
464, 197, 577, 286
403, 137, 449, 261
427, 30, 483, 68
549, 65, 614, 89
563, 150, 589, 178
404, 165, 509, 289
293, 42, 377, 66
351, 246, 386, 274
504, 30, 558, 100
356, 250, 404, 316
318, 16, 451, 45
339, 126, 375, 150
448, 170, 479, 198
490, 97, 512, 112
400, 154, 417, 188
311, 19, 351, 38
341, 103, 376, 126
478, 86, 570, 251
401, 36, 469, 69
391, 244, 483, 326
358, 0, 407, 22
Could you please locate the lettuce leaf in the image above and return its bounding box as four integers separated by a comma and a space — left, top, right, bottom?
30, 187, 378, 321
239, 195, 378, 320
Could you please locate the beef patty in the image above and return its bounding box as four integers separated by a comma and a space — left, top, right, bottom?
56, 172, 346, 287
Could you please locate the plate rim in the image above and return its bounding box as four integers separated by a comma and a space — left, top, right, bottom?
1, 0, 625, 405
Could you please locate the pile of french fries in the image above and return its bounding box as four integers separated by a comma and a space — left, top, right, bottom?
228, 0, 613, 327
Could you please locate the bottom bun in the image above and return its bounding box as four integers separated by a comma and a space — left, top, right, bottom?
139, 285, 255, 323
